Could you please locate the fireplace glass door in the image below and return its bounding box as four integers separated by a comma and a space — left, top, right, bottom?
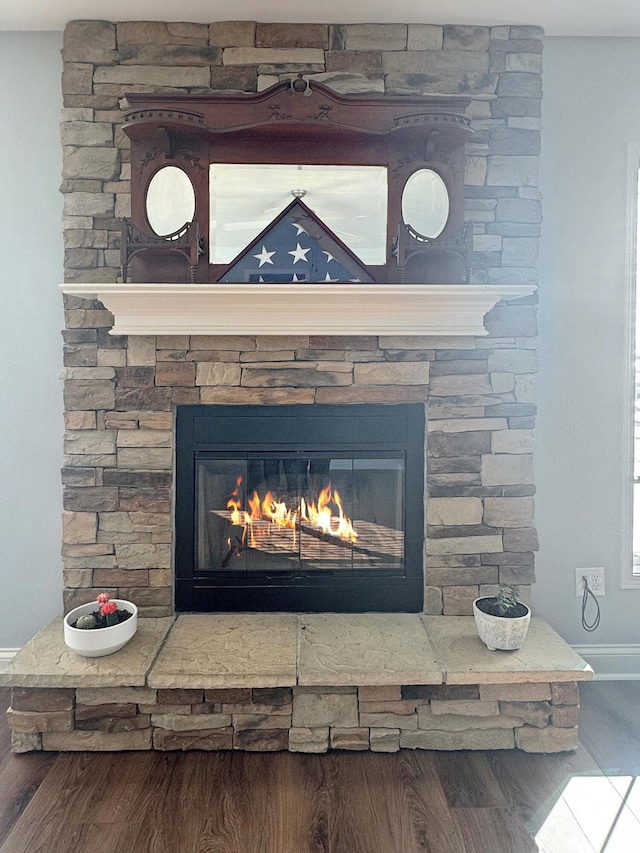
176, 404, 424, 612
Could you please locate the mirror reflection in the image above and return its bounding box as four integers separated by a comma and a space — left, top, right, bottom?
209, 164, 388, 265
146, 165, 196, 237
401, 169, 449, 239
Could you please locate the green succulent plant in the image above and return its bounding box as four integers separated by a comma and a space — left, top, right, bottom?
76, 614, 97, 630
495, 585, 521, 617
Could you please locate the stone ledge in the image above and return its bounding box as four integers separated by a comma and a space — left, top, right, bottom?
1, 613, 592, 690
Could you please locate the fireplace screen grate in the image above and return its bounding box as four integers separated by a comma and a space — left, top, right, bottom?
176, 405, 424, 613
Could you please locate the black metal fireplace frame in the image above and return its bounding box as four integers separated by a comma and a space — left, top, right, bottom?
175, 404, 425, 613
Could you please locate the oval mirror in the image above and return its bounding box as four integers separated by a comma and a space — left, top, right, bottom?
401, 169, 450, 239
146, 166, 195, 236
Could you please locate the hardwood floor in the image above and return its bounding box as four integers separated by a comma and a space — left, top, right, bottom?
1, 682, 640, 852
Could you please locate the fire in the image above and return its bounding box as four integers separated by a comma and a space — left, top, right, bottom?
225, 477, 358, 549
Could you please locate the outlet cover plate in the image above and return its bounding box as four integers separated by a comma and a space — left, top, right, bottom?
575, 567, 605, 597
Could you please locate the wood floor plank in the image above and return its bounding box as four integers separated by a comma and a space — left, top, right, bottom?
434, 751, 510, 809
578, 682, 640, 776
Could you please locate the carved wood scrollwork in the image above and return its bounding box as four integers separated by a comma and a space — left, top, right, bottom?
122, 79, 473, 283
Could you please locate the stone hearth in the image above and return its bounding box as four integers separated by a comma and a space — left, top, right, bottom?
2, 614, 592, 754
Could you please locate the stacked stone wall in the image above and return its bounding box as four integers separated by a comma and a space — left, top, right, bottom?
60, 20, 542, 616
7, 681, 578, 754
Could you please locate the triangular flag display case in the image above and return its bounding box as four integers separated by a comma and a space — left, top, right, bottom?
120, 79, 473, 285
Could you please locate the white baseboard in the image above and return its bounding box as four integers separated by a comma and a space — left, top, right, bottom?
573, 644, 640, 680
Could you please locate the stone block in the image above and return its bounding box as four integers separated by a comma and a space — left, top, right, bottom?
551, 705, 580, 728
7, 708, 73, 733
115, 544, 171, 569
155, 362, 196, 386
11, 688, 75, 712
138, 413, 174, 430
62, 511, 97, 545
401, 728, 515, 750
289, 727, 329, 753
359, 712, 417, 730
256, 23, 328, 49
325, 51, 382, 74
196, 363, 241, 386
486, 156, 539, 187
427, 498, 483, 526
500, 701, 550, 728
152, 714, 231, 731
426, 567, 497, 587
428, 431, 491, 458
64, 20, 116, 54
427, 536, 503, 556
417, 706, 523, 731
77, 715, 151, 733
75, 703, 137, 721
369, 728, 400, 752
64, 411, 97, 430
489, 127, 540, 156
222, 703, 291, 716
62, 467, 96, 488
63, 193, 115, 218
428, 418, 508, 433
443, 25, 490, 51
484, 497, 535, 528
205, 688, 251, 703
11, 732, 42, 753
429, 374, 492, 396
431, 700, 499, 717
502, 528, 539, 552
223, 47, 325, 65
341, 24, 407, 51
382, 50, 488, 75
480, 683, 550, 702
481, 454, 534, 486
64, 431, 117, 456
407, 25, 443, 50
550, 682, 580, 706
354, 362, 429, 385
94, 65, 210, 87
497, 72, 542, 99
358, 686, 401, 702
119, 44, 221, 66
515, 725, 578, 753
117, 430, 172, 448
209, 21, 256, 47
242, 366, 351, 388
359, 700, 417, 715
252, 688, 292, 705
402, 684, 481, 701
154, 728, 233, 751
76, 687, 158, 705
506, 53, 543, 74
61, 122, 113, 147
442, 586, 479, 615
126, 336, 156, 366
64, 380, 115, 411
315, 386, 428, 404
117, 448, 172, 470
232, 714, 292, 730
63, 147, 119, 181
64, 487, 119, 513
488, 348, 537, 375
293, 693, 358, 728
233, 728, 289, 751
330, 728, 369, 750
116, 367, 155, 387
304, 72, 384, 95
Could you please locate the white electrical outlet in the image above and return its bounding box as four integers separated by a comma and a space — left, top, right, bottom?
575, 567, 606, 597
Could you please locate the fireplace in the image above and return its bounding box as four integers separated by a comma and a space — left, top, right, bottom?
175, 404, 425, 613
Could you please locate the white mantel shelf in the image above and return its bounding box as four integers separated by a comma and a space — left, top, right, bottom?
60, 283, 537, 337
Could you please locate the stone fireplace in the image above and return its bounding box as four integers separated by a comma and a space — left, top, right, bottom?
59, 18, 543, 621
2, 21, 596, 758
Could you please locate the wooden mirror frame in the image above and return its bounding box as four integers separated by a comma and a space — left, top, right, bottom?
122, 78, 473, 284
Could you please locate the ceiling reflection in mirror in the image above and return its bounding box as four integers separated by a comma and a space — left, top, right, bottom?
401, 169, 450, 239
209, 164, 387, 266
145, 165, 196, 237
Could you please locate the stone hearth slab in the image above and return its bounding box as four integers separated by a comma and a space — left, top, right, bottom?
148, 614, 298, 688
425, 616, 593, 684
298, 614, 442, 686
0, 617, 174, 688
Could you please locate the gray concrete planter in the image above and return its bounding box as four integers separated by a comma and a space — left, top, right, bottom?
472, 597, 531, 651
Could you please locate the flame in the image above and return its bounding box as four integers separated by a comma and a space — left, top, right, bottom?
225, 477, 357, 549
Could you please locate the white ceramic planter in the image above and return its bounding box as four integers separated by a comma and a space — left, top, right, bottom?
472, 598, 531, 651
64, 600, 138, 657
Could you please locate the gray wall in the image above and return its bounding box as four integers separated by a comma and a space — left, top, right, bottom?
2, 31, 640, 649
0, 32, 64, 647
535, 37, 640, 643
